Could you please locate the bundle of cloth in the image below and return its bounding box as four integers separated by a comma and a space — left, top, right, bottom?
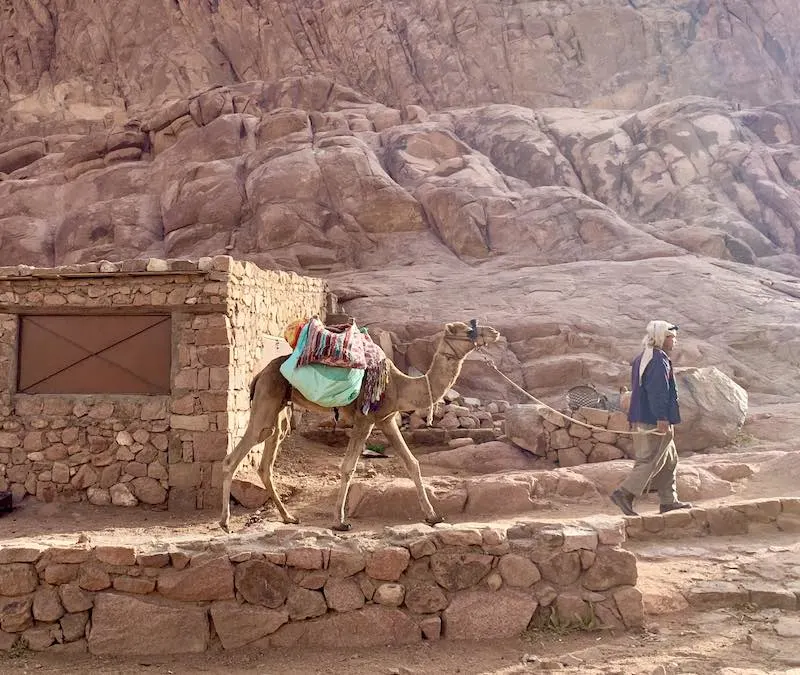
280, 318, 389, 413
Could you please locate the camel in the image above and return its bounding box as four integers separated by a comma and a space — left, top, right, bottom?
219, 320, 501, 532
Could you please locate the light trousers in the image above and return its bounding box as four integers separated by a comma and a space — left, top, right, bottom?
621, 423, 678, 505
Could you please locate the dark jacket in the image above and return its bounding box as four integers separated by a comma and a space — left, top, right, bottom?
628, 349, 681, 425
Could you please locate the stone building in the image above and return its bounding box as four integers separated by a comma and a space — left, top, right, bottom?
0, 257, 326, 510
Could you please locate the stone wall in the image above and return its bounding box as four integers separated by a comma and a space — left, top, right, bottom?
624, 497, 800, 542
505, 404, 634, 467
0, 519, 642, 654
226, 261, 327, 450
0, 257, 326, 510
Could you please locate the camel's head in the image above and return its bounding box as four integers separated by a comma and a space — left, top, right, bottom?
443, 321, 501, 353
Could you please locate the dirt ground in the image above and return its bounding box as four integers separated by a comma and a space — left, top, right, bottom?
1, 604, 799, 674
2, 423, 799, 545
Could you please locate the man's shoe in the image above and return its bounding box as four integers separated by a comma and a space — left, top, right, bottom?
610, 489, 638, 516
659, 501, 692, 514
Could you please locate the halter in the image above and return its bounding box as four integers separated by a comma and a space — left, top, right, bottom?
438, 319, 481, 359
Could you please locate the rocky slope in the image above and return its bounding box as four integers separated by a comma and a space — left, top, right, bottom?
1, 1, 800, 408
2, 0, 799, 128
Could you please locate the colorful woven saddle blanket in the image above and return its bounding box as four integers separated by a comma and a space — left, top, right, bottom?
298, 318, 368, 369
295, 317, 390, 413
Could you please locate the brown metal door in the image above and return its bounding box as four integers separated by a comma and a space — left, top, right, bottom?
17, 315, 171, 394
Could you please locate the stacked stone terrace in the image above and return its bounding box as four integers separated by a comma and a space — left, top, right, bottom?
2, 498, 797, 655
0, 518, 641, 654
506, 404, 635, 466
0, 257, 326, 510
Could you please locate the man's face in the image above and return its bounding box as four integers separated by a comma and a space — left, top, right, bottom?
662, 334, 676, 354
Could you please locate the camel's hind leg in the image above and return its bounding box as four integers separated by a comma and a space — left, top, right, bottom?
332, 415, 374, 531
219, 363, 289, 532
256, 405, 297, 524
378, 415, 442, 525
219, 424, 263, 532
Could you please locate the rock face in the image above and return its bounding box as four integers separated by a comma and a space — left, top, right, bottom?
2, 1, 798, 124
1, 2, 799, 426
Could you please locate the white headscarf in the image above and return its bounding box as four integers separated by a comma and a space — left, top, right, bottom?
638, 320, 678, 384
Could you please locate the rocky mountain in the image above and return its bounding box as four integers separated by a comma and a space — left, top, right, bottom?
2, 0, 800, 406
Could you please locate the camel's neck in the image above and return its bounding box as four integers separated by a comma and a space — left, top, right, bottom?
395, 344, 469, 412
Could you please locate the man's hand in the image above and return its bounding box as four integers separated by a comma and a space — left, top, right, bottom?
656, 419, 670, 434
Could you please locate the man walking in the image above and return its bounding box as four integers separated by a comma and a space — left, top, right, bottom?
610, 320, 692, 516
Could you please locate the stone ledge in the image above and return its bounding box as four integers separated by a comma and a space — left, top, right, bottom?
0, 520, 643, 655
624, 498, 800, 541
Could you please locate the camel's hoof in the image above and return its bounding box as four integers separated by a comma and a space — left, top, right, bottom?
283, 515, 300, 525
218, 521, 231, 533
425, 514, 445, 526
331, 522, 352, 532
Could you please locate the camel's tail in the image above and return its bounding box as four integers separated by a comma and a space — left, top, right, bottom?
249, 372, 260, 402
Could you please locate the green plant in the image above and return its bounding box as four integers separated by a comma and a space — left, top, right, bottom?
8, 636, 29, 659
365, 442, 386, 454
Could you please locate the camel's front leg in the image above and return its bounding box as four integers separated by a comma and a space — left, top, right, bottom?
332, 416, 374, 531
378, 415, 443, 525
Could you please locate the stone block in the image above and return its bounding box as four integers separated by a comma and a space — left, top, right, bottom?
420, 615, 441, 640
581, 547, 637, 591
327, 548, 366, 577
0, 546, 46, 564
435, 525, 483, 546
538, 550, 582, 586
157, 555, 234, 601
554, 592, 590, 624
685, 581, 747, 608
269, 605, 419, 649
77, 562, 111, 591
442, 589, 537, 640
168, 463, 202, 488
170, 415, 210, 432
613, 585, 644, 628
285, 546, 325, 570
192, 432, 228, 461
558, 447, 586, 467
746, 583, 797, 610
286, 587, 327, 621
577, 407, 610, 426
94, 546, 137, 566
88, 593, 209, 655
606, 412, 630, 432
403, 581, 448, 614
430, 552, 493, 590
59, 584, 93, 613
112, 576, 156, 594
60, 611, 89, 643
706, 506, 749, 535
373, 583, 405, 606
0, 563, 37, 596
323, 578, 365, 612
0, 595, 33, 632
561, 526, 598, 552
498, 554, 541, 588
32, 585, 64, 622
234, 560, 290, 608
366, 547, 410, 581
210, 600, 288, 649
